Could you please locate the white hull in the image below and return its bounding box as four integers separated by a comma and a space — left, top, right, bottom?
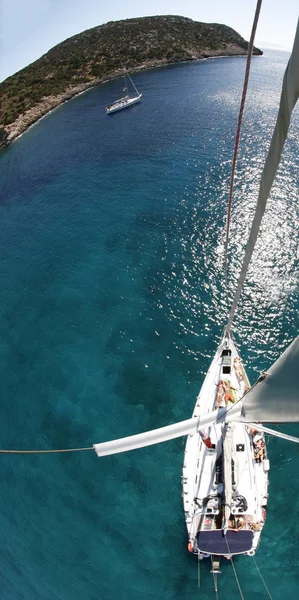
183, 334, 269, 560
106, 94, 142, 114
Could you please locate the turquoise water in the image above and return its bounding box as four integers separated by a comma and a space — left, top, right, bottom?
0, 50, 299, 599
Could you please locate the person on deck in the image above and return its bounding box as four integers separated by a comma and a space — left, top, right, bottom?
228, 516, 244, 531
234, 358, 250, 393
254, 441, 266, 462
216, 380, 226, 408
223, 380, 237, 405
249, 522, 262, 531
235, 517, 245, 530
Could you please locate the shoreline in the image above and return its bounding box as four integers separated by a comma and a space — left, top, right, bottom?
12, 85, 96, 144
0, 50, 258, 149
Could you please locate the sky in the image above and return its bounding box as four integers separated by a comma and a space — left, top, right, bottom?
0, 0, 298, 82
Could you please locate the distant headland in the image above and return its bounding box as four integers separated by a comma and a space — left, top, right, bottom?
0, 15, 262, 148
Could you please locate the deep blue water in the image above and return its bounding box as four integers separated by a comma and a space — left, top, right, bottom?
0, 50, 299, 599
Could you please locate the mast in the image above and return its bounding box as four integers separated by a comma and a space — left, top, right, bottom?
127, 73, 139, 96
123, 72, 129, 98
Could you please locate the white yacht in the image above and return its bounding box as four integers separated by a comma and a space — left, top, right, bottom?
106, 72, 142, 114
183, 334, 269, 569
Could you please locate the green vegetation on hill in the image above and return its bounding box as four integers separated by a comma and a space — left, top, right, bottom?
0, 15, 262, 144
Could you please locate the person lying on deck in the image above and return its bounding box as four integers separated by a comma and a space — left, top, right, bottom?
223, 380, 237, 405
216, 380, 226, 408
249, 429, 266, 462
234, 357, 243, 378
254, 441, 266, 463
234, 357, 250, 392
216, 380, 237, 407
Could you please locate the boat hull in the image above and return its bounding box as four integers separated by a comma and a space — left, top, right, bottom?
183, 334, 269, 560
106, 94, 142, 114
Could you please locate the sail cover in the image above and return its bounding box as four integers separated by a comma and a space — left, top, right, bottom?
241, 336, 299, 422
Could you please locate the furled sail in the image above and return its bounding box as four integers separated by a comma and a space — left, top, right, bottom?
93, 405, 241, 457
241, 336, 299, 422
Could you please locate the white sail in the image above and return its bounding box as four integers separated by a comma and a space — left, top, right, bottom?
94, 405, 241, 457
127, 73, 140, 96
226, 19, 299, 332
241, 336, 299, 422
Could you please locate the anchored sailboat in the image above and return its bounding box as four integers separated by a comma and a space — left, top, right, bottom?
106, 71, 142, 114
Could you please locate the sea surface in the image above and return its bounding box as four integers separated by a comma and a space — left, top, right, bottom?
0, 50, 298, 600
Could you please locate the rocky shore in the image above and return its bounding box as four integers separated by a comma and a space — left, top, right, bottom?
0, 16, 262, 149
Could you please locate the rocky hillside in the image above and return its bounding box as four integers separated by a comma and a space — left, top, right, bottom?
0, 15, 262, 146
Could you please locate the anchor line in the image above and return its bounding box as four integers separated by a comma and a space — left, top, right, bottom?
225, 536, 245, 600
252, 555, 273, 600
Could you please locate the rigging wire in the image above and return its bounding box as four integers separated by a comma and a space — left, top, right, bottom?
225, 536, 245, 600
224, 0, 263, 284
252, 556, 274, 600
229, 556, 245, 600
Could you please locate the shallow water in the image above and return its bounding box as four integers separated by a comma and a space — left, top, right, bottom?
0, 50, 298, 599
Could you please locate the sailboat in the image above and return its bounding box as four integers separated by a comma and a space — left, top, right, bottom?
182, 333, 269, 567
93, 11, 299, 586
106, 70, 142, 114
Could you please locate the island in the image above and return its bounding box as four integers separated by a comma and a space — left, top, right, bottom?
0, 15, 262, 148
